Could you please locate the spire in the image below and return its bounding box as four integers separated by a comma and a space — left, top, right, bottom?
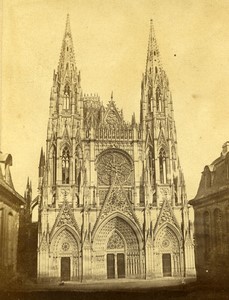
145, 19, 161, 77
147, 19, 153, 61
39, 147, 45, 177
57, 14, 77, 81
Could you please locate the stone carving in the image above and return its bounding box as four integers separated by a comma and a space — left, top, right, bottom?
156, 226, 179, 252
158, 129, 167, 147
60, 188, 70, 201
162, 239, 170, 248
105, 109, 120, 126
159, 201, 174, 226
62, 242, 70, 251
55, 201, 80, 233
159, 187, 170, 201
107, 231, 124, 249
100, 187, 133, 220
52, 229, 78, 255
93, 217, 138, 252
57, 205, 73, 226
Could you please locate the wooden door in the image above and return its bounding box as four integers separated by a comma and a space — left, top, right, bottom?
162, 253, 171, 277
107, 254, 115, 279
61, 257, 70, 281
117, 253, 125, 278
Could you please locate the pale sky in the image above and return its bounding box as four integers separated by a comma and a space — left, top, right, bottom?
2, 0, 229, 200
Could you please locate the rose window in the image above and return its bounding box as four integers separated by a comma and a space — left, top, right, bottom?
162, 239, 170, 248
97, 151, 132, 186
62, 242, 70, 251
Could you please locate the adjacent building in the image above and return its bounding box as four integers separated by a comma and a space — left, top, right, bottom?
0, 152, 25, 284
189, 142, 229, 285
37, 16, 195, 282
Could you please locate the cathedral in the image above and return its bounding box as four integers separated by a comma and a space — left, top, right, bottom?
36, 15, 195, 282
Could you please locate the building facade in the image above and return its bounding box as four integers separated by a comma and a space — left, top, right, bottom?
37, 16, 195, 282
190, 142, 229, 285
0, 152, 25, 285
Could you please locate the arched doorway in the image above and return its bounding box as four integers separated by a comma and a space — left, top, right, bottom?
50, 228, 80, 281
93, 216, 142, 280
106, 231, 125, 279
154, 225, 181, 277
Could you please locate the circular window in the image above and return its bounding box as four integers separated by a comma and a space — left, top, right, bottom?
97, 151, 132, 186
62, 242, 70, 251
162, 239, 170, 248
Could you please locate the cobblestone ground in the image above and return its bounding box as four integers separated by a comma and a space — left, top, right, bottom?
1, 277, 228, 300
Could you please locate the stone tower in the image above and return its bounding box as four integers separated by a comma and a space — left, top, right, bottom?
37, 16, 195, 282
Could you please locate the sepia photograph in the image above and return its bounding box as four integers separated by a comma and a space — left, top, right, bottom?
0, 0, 229, 299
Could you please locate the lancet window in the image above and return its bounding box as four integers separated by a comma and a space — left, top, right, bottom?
52, 146, 57, 185
62, 146, 70, 184
159, 148, 167, 184
63, 84, 70, 110
171, 147, 176, 172
156, 86, 162, 111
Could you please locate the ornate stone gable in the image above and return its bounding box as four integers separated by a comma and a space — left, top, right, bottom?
107, 231, 124, 249
92, 184, 140, 235
155, 226, 181, 252
145, 130, 154, 149
154, 199, 180, 236
62, 123, 71, 142
101, 187, 131, 220
103, 100, 124, 127
50, 200, 80, 238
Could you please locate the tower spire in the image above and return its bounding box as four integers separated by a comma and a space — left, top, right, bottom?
146, 19, 161, 76
57, 14, 77, 80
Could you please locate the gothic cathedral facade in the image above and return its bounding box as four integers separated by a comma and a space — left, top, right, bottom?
37, 16, 195, 281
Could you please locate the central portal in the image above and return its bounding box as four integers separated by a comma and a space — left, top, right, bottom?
107, 253, 125, 279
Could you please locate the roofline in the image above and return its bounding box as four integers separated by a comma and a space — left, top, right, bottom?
189, 186, 229, 206
0, 179, 25, 205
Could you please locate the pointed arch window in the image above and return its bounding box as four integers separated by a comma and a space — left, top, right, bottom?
159, 148, 167, 184
63, 84, 70, 110
52, 146, 57, 185
171, 147, 176, 172
62, 146, 70, 184
148, 86, 152, 111
156, 86, 162, 112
